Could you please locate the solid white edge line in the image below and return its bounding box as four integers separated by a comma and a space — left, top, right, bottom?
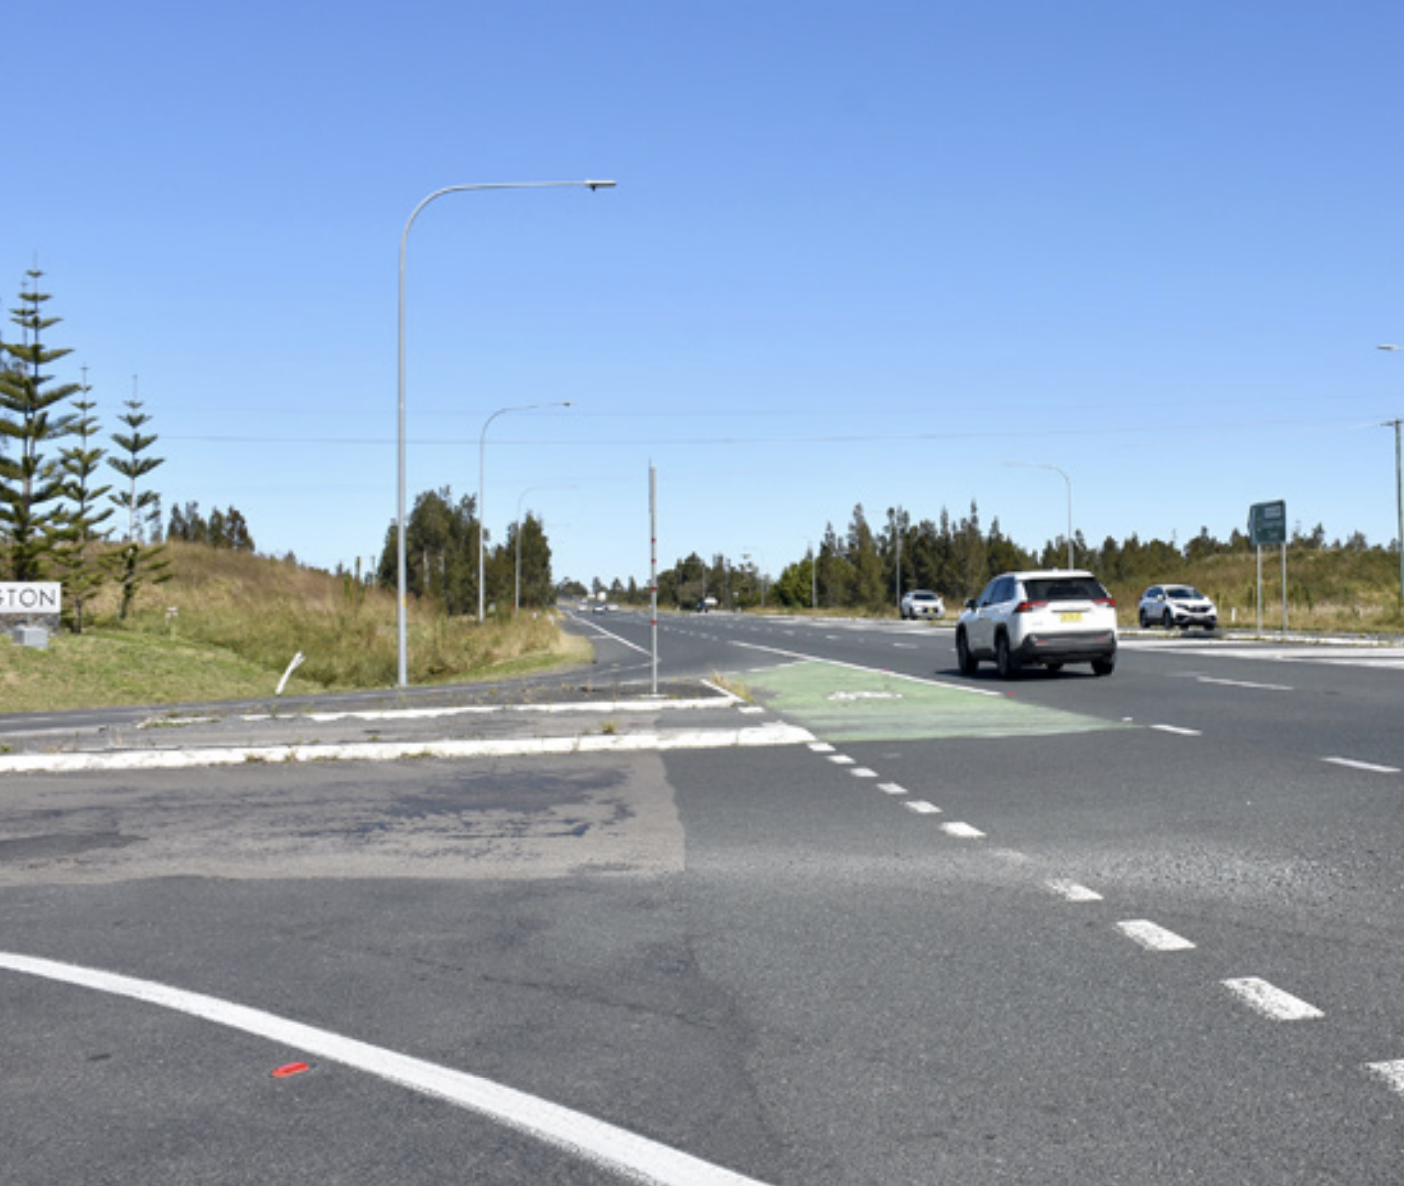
728, 640, 1004, 697
0, 953, 771, 1186
1222, 977, 1324, 1021
0, 724, 818, 774
1323, 756, 1401, 775
1116, 920, 1196, 951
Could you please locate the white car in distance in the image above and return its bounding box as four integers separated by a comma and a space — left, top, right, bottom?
900, 589, 945, 620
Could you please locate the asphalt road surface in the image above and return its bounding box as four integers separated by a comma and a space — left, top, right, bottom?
3, 610, 1402, 1184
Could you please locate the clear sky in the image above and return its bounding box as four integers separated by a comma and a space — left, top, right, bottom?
8, 1, 1404, 596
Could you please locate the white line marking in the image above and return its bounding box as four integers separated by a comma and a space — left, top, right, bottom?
0, 952, 771, 1186
1222, 977, 1324, 1021
1365, 1060, 1404, 1096
850, 767, 878, 778
829, 754, 856, 766
1151, 724, 1202, 736
0, 724, 818, 774
1117, 920, 1195, 951
1197, 676, 1293, 692
737, 705, 765, 715
940, 821, 985, 838
808, 742, 836, 753
877, 782, 908, 796
729, 640, 1003, 697
1323, 757, 1401, 775
903, 800, 942, 814
1047, 879, 1103, 902
572, 617, 653, 658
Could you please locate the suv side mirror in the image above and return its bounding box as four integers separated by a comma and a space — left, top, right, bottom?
964, 598, 976, 611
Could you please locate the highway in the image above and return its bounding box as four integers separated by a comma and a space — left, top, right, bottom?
2, 609, 1403, 1183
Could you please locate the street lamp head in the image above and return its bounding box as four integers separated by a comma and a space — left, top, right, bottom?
1380, 344, 1401, 352
585, 180, 617, 191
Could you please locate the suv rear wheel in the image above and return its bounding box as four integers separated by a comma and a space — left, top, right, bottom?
995, 633, 1021, 679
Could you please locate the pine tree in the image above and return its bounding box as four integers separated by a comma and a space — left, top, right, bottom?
0, 269, 79, 580
53, 371, 114, 632
106, 387, 171, 619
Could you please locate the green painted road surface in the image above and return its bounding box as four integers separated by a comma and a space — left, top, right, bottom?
737, 661, 1126, 743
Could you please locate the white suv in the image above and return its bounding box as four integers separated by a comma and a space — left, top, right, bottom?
956, 570, 1118, 678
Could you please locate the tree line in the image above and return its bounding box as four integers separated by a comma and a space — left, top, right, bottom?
634, 502, 1400, 614
372, 486, 558, 615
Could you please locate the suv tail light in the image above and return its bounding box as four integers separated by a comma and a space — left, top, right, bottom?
1094, 597, 1116, 608
1014, 600, 1048, 613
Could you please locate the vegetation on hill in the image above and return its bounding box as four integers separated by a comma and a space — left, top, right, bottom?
0, 542, 590, 713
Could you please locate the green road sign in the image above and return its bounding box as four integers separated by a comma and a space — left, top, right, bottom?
1248, 500, 1287, 546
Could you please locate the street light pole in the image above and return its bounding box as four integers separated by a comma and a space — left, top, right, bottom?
1004, 462, 1074, 568
1376, 346, 1404, 610
396, 179, 615, 688
479, 402, 573, 623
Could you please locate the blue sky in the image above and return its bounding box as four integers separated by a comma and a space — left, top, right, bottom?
8, 2, 1404, 595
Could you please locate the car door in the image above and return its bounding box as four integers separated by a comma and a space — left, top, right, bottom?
966, 577, 1006, 655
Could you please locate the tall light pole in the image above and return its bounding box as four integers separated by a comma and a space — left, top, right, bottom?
1004, 461, 1073, 569
396, 179, 615, 688
479, 402, 573, 622
1376, 345, 1404, 610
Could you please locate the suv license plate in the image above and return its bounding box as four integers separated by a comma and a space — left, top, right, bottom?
1059, 611, 1083, 622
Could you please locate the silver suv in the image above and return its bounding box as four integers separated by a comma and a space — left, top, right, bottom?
956, 569, 1118, 678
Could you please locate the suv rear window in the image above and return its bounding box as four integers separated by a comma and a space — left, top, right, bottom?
1023, 577, 1109, 603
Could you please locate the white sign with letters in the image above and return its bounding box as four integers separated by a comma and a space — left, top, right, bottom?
0, 583, 62, 614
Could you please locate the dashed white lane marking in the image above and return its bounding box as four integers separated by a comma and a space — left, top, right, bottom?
1117, 920, 1196, 952
829, 754, 856, 766
1222, 977, 1324, 1021
737, 705, 766, 715
1323, 756, 1401, 775
940, 822, 985, 839
850, 767, 878, 779
1197, 676, 1293, 692
1151, 724, 1202, 737
0, 724, 818, 775
808, 742, 836, 753
1365, 1060, 1404, 1096
0, 952, 771, 1186
877, 783, 907, 796
1047, 880, 1103, 902
903, 800, 942, 815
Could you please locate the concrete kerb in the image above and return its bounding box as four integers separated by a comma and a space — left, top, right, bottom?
0, 680, 820, 773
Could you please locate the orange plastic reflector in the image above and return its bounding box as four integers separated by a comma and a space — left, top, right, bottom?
271, 1062, 310, 1078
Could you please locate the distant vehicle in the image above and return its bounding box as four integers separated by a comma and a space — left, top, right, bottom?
694, 596, 718, 613
1138, 585, 1218, 630
900, 589, 945, 619
956, 569, 1117, 678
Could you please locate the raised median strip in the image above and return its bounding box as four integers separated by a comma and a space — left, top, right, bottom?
0, 721, 816, 774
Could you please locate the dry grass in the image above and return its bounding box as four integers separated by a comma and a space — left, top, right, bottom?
0, 542, 591, 711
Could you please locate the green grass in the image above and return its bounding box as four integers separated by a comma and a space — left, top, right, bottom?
0, 542, 592, 712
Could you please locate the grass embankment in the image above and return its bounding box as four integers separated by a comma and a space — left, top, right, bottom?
1103, 548, 1404, 634
0, 543, 591, 713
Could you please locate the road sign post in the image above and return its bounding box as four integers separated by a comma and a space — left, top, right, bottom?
1248, 501, 1287, 634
